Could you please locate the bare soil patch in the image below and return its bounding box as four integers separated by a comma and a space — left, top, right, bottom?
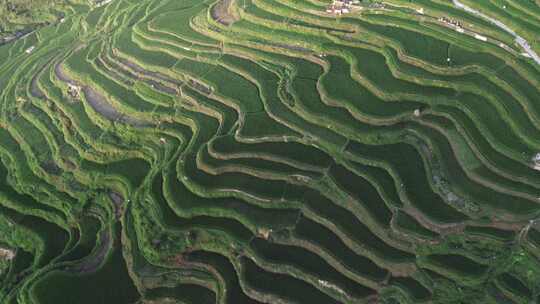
211, 0, 239, 26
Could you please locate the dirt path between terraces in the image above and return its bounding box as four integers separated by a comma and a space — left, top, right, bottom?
109, 190, 125, 219
65, 228, 111, 273
30, 64, 48, 99
54, 61, 149, 126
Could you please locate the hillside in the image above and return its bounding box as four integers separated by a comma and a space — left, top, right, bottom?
0, 0, 92, 45
0, 0, 539, 303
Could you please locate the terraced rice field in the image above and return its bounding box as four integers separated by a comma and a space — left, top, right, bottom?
0, 0, 539, 303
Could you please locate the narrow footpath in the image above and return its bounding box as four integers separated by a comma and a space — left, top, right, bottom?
453, 0, 540, 65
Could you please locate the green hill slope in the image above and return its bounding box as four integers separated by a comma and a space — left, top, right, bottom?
0, 0, 539, 303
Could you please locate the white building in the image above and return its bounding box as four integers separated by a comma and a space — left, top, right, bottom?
0, 248, 15, 261
96, 0, 113, 8
533, 153, 540, 171
474, 34, 487, 41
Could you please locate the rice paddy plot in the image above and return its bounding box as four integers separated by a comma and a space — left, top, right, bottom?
0, 0, 539, 303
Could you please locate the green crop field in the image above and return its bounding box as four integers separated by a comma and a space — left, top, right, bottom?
0, 0, 539, 303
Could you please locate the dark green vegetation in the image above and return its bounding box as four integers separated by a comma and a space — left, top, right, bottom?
0, 0, 539, 303
0, 0, 86, 44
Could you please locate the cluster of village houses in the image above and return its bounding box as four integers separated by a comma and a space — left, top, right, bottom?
326, 0, 362, 15
67, 83, 82, 100
439, 17, 463, 29
438, 16, 488, 41
96, 0, 113, 8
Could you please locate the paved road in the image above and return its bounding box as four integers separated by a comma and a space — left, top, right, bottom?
453, 0, 540, 65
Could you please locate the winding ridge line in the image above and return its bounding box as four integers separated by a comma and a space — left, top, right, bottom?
0, 0, 539, 303
453, 0, 540, 65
